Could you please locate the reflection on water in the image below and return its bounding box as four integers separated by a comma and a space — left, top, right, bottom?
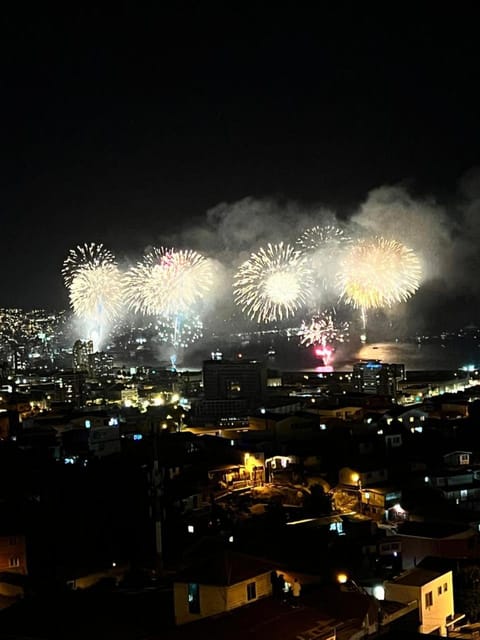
335, 340, 480, 371
315, 365, 334, 373
183, 334, 480, 373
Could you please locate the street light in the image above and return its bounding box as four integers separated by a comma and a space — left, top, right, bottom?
350, 472, 362, 511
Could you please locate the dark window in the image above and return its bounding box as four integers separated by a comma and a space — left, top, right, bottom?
188, 583, 200, 613
247, 582, 257, 601
444, 583, 448, 592
425, 591, 433, 607
438, 586, 442, 595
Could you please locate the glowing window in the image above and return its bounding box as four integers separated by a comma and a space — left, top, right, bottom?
188, 583, 200, 613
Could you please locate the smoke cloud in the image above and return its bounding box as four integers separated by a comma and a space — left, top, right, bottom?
65, 168, 480, 355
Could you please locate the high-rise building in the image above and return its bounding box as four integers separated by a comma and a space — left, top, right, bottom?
88, 351, 114, 378
72, 340, 93, 373
353, 360, 405, 397
202, 359, 267, 405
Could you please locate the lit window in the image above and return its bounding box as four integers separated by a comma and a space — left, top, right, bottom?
9, 557, 20, 568
247, 582, 257, 601
85, 419, 91, 429
188, 583, 200, 613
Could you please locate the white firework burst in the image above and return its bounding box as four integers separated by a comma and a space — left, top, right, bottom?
233, 242, 313, 322
62, 242, 116, 287
124, 247, 214, 316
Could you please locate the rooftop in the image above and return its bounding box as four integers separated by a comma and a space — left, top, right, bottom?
174, 550, 273, 586
391, 568, 445, 587
396, 521, 472, 539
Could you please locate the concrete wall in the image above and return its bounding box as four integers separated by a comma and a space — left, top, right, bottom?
68, 565, 128, 590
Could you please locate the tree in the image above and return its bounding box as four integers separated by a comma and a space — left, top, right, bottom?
455, 565, 480, 622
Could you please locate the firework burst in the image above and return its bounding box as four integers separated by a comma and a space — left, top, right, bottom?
124, 247, 214, 316
233, 242, 313, 322
296, 225, 351, 303
62, 242, 116, 287
153, 311, 204, 349
296, 224, 351, 253
338, 237, 422, 312
299, 311, 349, 348
69, 264, 124, 322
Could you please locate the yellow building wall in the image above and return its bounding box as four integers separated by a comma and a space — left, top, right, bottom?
226, 573, 271, 609
174, 572, 272, 625
385, 571, 454, 637
420, 573, 454, 636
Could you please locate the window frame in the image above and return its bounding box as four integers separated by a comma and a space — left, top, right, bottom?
425, 591, 433, 608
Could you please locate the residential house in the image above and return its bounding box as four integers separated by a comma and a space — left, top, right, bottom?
391, 521, 480, 569
306, 405, 364, 422
384, 567, 463, 636
173, 550, 273, 625
424, 451, 480, 510
338, 465, 388, 488
443, 451, 473, 467
360, 487, 406, 522
0, 532, 27, 596
380, 406, 427, 433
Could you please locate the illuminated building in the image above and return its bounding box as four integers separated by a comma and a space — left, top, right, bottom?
384, 568, 462, 636
88, 351, 114, 378
72, 339, 93, 373
174, 550, 273, 625
353, 360, 405, 397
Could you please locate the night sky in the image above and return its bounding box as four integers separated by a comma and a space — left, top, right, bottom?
1, 5, 480, 310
